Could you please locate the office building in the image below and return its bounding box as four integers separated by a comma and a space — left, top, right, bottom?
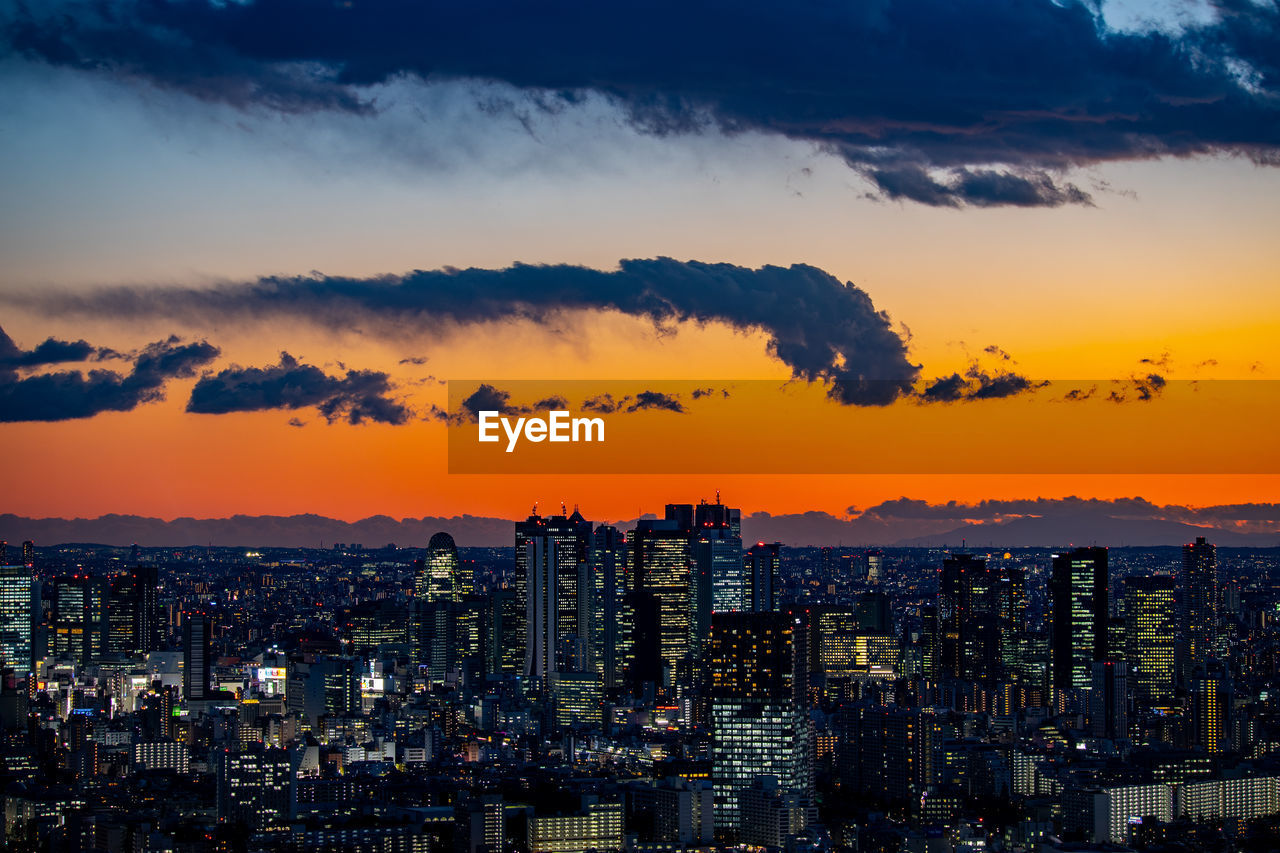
1050, 547, 1109, 693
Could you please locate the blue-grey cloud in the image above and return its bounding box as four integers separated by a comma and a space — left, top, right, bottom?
186, 352, 409, 425
1, 324, 100, 367
5, 0, 1279, 207
12, 258, 921, 406
0, 334, 219, 422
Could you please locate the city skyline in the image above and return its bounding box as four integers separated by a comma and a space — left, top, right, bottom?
2, 0, 1280, 528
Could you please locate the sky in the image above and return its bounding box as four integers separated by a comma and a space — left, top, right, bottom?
1, 0, 1279, 540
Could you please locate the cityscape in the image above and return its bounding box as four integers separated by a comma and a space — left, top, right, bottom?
4, 0, 1280, 851
3, 501, 1280, 852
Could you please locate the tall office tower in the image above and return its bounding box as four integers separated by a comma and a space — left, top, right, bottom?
695, 527, 744, 653
745, 542, 780, 612
511, 512, 592, 676
1183, 536, 1219, 677
1124, 575, 1177, 709
216, 744, 296, 831
708, 529, 748, 615
1050, 547, 1109, 693
525, 534, 562, 683
633, 518, 695, 686
424, 532, 463, 601
665, 503, 695, 530
855, 591, 891, 633
919, 605, 940, 680
52, 575, 107, 667
591, 525, 628, 688
938, 554, 1002, 684
414, 599, 459, 684
998, 568, 1029, 674
21, 541, 34, 567
132, 566, 161, 654
866, 549, 884, 585
107, 573, 137, 656
0, 543, 5, 564
183, 612, 212, 701
0, 564, 33, 677
1189, 664, 1231, 753
709, 611, 811, 834
1089, 661, 1129, 740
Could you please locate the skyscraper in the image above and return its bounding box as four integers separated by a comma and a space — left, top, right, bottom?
511, 512, 592, 677
938, 554, 1002, 684
183, 612, 212, 701
745, 542, 780, 613
52, 575, 107, 667
424, 531, 463, 601
1124, 575, 1177, 708
695, 526, 743, 652
1183, 536, 1219, 676
633, 518, 694, 686
1090, 660, 1129, 740
1050, 547, 1109, 693
0, 564, 33, 677
592, 524, 629, 689
709, 611, 812, 834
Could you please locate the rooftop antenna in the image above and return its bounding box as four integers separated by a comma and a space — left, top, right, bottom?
716, 489, 721, 505
561, 501, 567, 517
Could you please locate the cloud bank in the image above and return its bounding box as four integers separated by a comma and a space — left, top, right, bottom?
5, 0, 1279, 207
10, 259, 923, 406
187, 352, 410, 425
0, 328, 219, 422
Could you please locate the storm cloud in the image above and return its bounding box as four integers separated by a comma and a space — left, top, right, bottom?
0, 334, 219, 422
12, 259, 922, 406
187, 353, 410, 425
4, 0, 1279, 207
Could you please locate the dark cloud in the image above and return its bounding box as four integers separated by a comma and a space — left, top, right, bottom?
0, 335, 219, 422
13, 258, 921, 406
919, 359, 1044, 403
6, 0, 1279, 207
856, 496, 1280, 535
624, 390, 684, 413
398, 355, 429, 366
867, 166, 1093, 209
186, 352, 409, 425
0, 324, 99, 367
1107, 372, 1167, 403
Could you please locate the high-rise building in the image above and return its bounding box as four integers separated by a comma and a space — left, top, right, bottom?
592, 525, 629, 689
1183, 536, 1219, 676
633, 518, 694, 686
423, 531, 464, 601
745, 542, 780, 613
938, 554, 1002, 684
1050, 547, 1109, 693
511, 512, 592, 677
1189, 665, 1231, 754
216, 744, 296, 831
709, 611, 812, 833
183, 612, 212, 701
1124, 575, 1177, 708
0, 564, 33, 676
695, 526, 743, 652
21, 541, 34, 568
1090, 660, 1129, 740
52, 575, 107, 667
526, 533, 562, 683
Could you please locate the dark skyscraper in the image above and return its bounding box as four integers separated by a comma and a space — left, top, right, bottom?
592, 524, 629, 689
512, 512, 591, 677
1183, 536, 1219, 677
938, 554, 1002, 684
745, 542, 780, 613
633, 518, 694, 687
0, 563, 33, 677
1050, 547, 1109, 693
183, 612, 212, 701
52, 575, 107, 667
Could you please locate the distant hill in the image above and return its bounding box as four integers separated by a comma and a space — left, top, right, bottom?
894, 514, 1280, 548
